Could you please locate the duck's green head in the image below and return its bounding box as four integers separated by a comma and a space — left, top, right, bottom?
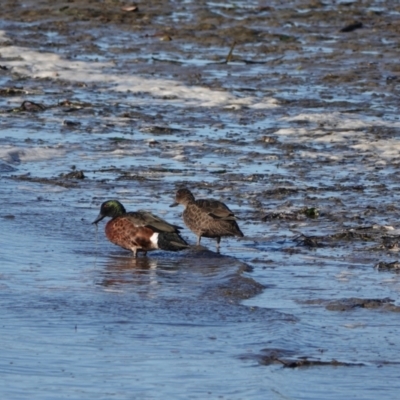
92, 200, 126, 224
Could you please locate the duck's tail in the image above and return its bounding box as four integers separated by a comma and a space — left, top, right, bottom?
158, 232, 189, 252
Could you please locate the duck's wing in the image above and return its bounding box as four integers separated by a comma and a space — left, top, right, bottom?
126, 211, 183, 233
195, 199, 238, 220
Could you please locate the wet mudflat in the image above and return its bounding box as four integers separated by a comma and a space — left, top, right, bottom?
1, 0, 400, 398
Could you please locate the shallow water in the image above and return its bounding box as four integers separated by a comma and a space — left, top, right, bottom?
1, 1, 400, 398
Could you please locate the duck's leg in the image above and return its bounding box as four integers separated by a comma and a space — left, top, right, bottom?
132, 248, 138, 258
197, 235, 202, 246
216, 237, 221, 252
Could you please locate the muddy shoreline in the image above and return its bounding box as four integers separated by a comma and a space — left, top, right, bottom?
1, 1, 400, 399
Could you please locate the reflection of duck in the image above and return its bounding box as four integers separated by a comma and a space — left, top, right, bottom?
105, 255, 157, 272
170, 188, 243, 251
93, 200, 188, 257
99, 256, 159, 289
97, 249, 261, 302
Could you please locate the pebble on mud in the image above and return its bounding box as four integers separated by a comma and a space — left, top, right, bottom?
325, 297, 400, 312
375, 261, 400, 272
61, 170, 85, 179
340, 21, 363, 32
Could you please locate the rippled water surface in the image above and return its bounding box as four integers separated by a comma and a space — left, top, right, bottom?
1, 1, 400, 398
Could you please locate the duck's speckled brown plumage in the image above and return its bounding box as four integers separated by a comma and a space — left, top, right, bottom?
93, 200, 188, 257
170, 188, 243, 250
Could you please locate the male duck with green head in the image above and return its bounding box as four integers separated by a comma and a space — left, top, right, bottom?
93, 200, 188, 257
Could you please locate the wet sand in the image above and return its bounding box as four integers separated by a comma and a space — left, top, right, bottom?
1, 1, 400, 399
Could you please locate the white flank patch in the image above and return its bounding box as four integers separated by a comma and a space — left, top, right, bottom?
150, 232, 159, 249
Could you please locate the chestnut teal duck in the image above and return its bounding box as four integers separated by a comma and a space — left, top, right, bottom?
170, 188, 243, 251
93, 200, 188, 257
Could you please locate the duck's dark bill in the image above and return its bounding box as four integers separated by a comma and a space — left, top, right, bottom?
92, 213, 105, 224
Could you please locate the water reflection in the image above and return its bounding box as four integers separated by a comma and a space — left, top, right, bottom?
98, 256, 161, 297
95, 248, 258, 302
103, 255, 158, 273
